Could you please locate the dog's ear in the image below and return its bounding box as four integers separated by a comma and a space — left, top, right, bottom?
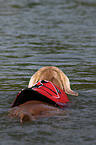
28, 72, 39, 88
65, 87, 79, 96
59, 69, 79, 96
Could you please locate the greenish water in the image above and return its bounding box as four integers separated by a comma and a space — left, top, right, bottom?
0, 0, 96, 145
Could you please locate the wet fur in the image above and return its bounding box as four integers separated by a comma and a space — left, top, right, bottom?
9, 66, 78, 123
9, 101, 59, 123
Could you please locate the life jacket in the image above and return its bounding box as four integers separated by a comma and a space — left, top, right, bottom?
11, 80, 70, 108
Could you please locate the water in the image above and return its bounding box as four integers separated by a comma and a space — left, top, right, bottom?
0, 0, 96, 144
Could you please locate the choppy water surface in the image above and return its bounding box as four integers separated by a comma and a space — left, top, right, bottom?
0, 0, 96, 145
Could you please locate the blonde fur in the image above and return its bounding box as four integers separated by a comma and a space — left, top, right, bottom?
28, 66, 78, 96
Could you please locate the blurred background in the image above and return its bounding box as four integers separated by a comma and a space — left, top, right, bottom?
0, 0, 96, 145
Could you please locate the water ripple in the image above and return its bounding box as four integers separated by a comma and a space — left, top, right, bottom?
0, 0, 96, 144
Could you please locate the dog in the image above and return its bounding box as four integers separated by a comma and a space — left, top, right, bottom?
9, 66, 78, 123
